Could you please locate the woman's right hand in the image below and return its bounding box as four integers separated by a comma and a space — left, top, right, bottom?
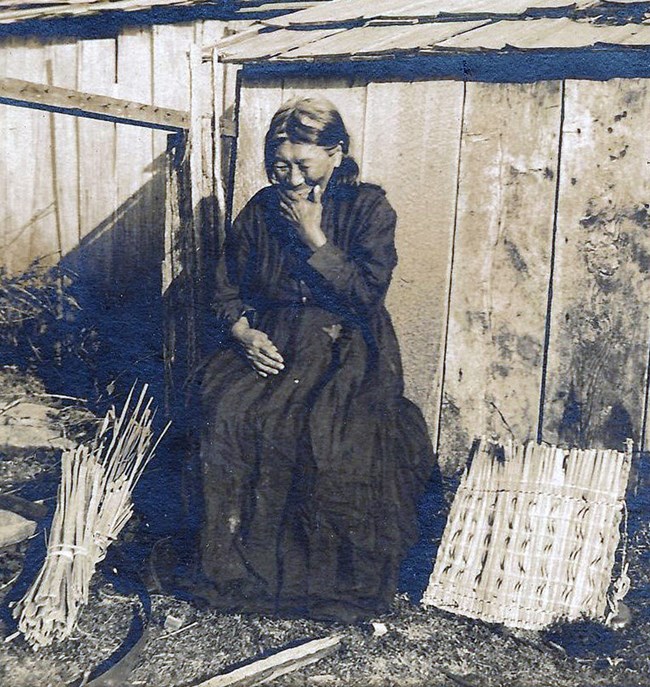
231, 318, 285, 377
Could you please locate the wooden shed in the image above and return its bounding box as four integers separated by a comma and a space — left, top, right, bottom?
209, 0, 650, 471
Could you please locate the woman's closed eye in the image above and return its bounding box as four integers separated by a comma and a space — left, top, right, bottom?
273, 162, 311, 176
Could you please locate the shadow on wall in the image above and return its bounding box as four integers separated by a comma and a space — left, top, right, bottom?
47, 161, 166, 403
48, 149, 221, 560
43, 155, 193, 544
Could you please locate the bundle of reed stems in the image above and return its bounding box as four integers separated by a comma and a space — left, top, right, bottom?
13, 384, 169, 649
422, 438, 632, 630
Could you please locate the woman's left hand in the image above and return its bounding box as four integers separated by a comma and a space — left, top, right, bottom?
279, 185, 327, 251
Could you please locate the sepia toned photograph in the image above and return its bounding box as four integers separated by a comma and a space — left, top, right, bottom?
0, 1, 649, 685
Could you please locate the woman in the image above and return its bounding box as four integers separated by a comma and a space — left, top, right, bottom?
199, 96, 436, 623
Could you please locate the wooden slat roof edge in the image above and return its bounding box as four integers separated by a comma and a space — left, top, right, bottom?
261, 0, 611, 27
0, 0, 324, 25
211, 15, 650, 63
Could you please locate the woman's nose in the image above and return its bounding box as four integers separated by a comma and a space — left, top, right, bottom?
289, 166, 305, 187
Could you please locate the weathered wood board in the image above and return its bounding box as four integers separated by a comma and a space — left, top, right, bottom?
152, 24, 193, 112
153, 23, 194, 286
48, 40, 80, 258
363, 80, 464, 444
0, 23, 204, 276
189, 43, 215, 237
76, 38, 118, 283
192, 635, 341, 687
3, 41, 57, 272
542, 78, 650, 452
115, 28, 157, 290
438, 81, 562, 472
232, 77, 284, 220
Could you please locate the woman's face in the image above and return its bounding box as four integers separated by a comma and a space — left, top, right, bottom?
271, 141, 342, 195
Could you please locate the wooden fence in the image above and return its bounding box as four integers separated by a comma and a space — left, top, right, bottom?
232, 75, 650, 470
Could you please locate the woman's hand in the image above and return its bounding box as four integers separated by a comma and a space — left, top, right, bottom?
231, 318, 284, 377
279, 185, 327, 251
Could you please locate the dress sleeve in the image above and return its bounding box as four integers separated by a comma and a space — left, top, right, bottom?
307, 190, 398, 314
211, 205, 254, 330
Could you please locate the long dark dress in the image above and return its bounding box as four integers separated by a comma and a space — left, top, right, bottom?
199, 181, 435, 621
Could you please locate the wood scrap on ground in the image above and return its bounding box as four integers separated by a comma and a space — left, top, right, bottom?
0, 508, 36, 547
191, 635, 342, 687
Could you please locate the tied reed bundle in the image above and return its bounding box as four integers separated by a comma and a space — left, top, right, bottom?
422, 438, 632, 630
13, 384, 170, 649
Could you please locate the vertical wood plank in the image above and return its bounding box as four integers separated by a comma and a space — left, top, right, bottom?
48, 40, 80, 258
189, 43, 214, 231
232, 76, 284, 219
211, 47, 228, 241
542, 79, 650, 452
115, 28, 155, 289
152, 23, 193, 111
363, 80, 464, 448
196, 21, 228, 239
439, 81, 562, 472
220, 61, 240, 225
3, 40, 57, 272
198, 15, 228, 247
77, 37, 117, 281
153, 23, 194, 284
0, 45, 8, 270
200, 19, 226, 49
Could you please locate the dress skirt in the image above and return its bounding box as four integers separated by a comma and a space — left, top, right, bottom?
199, 303, 434, 621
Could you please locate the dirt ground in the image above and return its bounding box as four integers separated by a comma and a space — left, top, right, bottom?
1, 366, 650, 687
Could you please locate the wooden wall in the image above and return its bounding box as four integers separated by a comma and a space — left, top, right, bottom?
0, 20, 242, 414
0, 20, 233, 286
4, 40, 650, 471
233, 75, 650, 472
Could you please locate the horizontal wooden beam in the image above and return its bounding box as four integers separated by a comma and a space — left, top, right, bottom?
0, 77, 189, 131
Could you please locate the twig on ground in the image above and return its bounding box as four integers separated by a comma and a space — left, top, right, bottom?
34, 393, 88, 403
155, 620, 199, 641
0, 398, 22, 416
0, 572, 20, 591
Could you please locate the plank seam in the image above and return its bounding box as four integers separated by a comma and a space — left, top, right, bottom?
224, 67, 243, 234
434, 79, 467, 460
75, 42, 82, 244
46, 62, 64, 261
358, 76, 368, 167
536, 79, 566, 444
640, 329, 650, 451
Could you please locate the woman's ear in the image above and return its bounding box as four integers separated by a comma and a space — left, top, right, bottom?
331, 143, 343, 169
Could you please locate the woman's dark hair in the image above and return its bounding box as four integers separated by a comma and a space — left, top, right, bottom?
264, 96, 359, 186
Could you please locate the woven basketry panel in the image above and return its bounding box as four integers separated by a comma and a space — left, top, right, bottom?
422, 439, 631, 630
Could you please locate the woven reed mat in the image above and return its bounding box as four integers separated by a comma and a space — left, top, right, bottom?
422, 439, 632, 630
